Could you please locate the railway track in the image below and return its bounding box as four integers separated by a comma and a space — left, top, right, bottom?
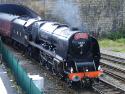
93, 79, 125, 94
100, 53, 125, 75
98, 53, 125, 94
103, 67, 125, 82
101, 53, 125, 65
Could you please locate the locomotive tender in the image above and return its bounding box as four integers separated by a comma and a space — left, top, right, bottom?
0, 4, 102, 87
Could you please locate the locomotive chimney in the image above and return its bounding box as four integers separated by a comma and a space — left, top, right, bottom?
71, 27, 79, 31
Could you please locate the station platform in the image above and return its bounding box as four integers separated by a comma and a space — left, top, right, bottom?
0, 65, 18, 94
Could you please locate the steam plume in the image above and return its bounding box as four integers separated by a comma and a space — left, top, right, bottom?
53, 0, 87, 31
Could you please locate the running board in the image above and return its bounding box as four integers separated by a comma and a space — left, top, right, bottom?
28, 41, 63, 62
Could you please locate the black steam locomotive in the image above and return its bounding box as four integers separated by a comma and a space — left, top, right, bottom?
0, 4, 102, 87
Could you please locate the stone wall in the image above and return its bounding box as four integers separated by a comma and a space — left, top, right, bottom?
27, 0, 125, 35
0, 0, 125, 35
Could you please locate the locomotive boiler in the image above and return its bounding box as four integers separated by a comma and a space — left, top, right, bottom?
0, 4, 102, 87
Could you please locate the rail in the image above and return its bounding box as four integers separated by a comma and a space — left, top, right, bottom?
96, 52, 125, 94
93, 79, 125, 94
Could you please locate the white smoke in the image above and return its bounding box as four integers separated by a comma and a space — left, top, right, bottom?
53, 0, 86, 31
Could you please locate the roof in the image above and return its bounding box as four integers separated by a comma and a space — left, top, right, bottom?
0, 4, 41, 19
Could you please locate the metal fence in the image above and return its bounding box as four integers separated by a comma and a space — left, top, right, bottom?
0, 39, 43, 94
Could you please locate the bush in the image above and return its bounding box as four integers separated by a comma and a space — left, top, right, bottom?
102, 25, 125, 40
107, 31, 125, 40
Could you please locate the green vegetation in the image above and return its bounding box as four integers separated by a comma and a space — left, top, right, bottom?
107, 30, 125, 40
99, 38, 125, 52
99, 24, 125, 52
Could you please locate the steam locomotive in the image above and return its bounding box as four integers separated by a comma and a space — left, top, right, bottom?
0, 4, 102, 87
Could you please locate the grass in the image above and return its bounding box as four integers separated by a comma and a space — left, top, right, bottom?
99, 38, 125, 52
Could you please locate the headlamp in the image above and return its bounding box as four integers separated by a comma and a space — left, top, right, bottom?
72, 75, 80, 81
